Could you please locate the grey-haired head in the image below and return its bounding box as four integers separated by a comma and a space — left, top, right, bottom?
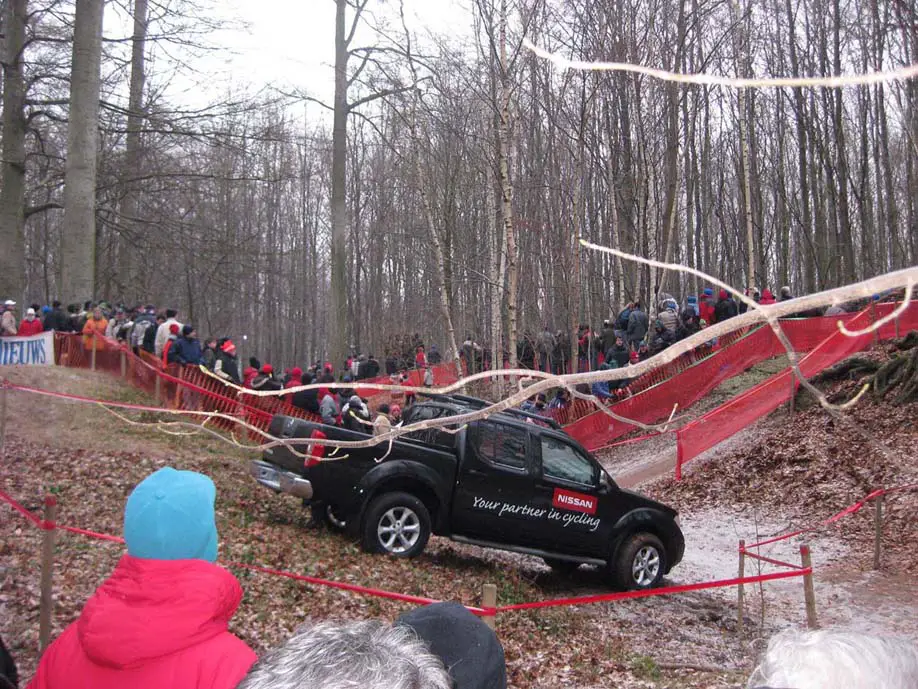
237, 620, 450, 689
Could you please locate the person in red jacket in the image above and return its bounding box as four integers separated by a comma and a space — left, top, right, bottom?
759, 288, 777, 306
698, 288, 716, 325
28, 467, 256, 689
283, 367, 303, 405
18, 308, 44, 336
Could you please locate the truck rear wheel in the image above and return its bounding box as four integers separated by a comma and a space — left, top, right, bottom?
361, 492, 431, 558
310, 502, 348, 532
612, 533, 666, 590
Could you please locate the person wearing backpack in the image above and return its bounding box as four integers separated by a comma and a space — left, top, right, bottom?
131, 307, 157, 355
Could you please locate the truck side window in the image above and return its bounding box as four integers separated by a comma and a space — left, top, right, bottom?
540, 436, 596, 486
474, 423, 528, 471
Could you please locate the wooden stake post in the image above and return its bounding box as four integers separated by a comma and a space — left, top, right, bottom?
39, 496, 59, 653
737, 540, 745, 637
800, 544, 818, 629
482, 583, 497, 630
873, 494, 884, 570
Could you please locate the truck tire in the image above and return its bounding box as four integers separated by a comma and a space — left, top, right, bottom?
543, 557, 580, 575
362, 492, 431, 558
310, 502, 348, 532
612, 533, 666, 590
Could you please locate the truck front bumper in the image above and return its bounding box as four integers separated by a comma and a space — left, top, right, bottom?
249, 460, 313, 500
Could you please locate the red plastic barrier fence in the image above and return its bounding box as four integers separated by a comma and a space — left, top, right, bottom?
565, 325, 783, 450
562, 313, 862, 450
675, 302, 918, 476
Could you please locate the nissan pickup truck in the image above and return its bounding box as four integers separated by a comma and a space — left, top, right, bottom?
250, 395, 684, 590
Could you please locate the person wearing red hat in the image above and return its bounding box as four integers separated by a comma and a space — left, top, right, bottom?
214, 340, 240, 384
162, 323, 181, 367
251, 364, 281, 391
283, 367, 303, 405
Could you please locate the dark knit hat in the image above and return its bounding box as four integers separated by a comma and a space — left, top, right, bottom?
182, 324, 194, 337
397, 602, 507, 689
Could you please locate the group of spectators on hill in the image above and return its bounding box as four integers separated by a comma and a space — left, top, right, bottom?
4, 466, 917, 689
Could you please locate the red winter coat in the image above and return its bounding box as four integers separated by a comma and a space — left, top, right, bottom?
698, 300, 715, 325
28, 555, 256, 689
18, 318, 44, 336
242, 366, 258, 388
283, 375, 302, 405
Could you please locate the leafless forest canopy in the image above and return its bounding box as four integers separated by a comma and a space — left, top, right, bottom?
2, 0, 917, 367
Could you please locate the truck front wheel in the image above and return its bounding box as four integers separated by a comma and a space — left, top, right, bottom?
612, 533, 666, 590
362, 492, 431, 558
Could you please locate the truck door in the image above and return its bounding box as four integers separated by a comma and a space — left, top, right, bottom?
451, 421, 542, 545
527, 433, 611, 555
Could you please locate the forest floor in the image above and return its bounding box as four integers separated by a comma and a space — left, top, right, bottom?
1, 357, 916, 688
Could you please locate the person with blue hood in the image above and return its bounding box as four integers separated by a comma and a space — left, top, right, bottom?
29, 468, 256, 689
591, 363, 614, 400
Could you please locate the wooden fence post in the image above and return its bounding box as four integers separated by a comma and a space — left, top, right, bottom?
90, 336, 97, 372
788, 374, 796, 415
873, 494, 884, 570
155, 374, 162, 404
482, 582, 498, 631
800, 544, 818, 630
120, 349, 127, 378
737, 540, 746, 638
39, 496, 59, 653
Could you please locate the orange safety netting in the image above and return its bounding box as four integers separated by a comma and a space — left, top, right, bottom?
675, 302, 918, 477
53, 334, 321, 434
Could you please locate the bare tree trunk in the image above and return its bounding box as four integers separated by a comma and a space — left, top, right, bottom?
0, 0, 28, 303
733, 0, 756, 293
498, 0, 518, 372
120, 0, 149, 302
487, 172, 505, 395
61, 0, 105, 304
330, 0, 350, 371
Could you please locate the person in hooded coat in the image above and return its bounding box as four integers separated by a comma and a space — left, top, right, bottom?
698, 288, 716, 325
214, 340, 241, 385
341, 395, 371, 432
759, 288, 777, 306
283, 367, 303, 405
713, 289, 739, 323
28, 467, 256, 689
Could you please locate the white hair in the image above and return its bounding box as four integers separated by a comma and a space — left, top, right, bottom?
238, 620, 451, 689
747, 629, 918, 689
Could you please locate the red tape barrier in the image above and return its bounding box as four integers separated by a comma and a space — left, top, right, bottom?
494, 569, 809, 612
0, 487, 806, 617
744, 483, 918, 550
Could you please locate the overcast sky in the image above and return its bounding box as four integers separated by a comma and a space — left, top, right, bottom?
166, 0, 476, 108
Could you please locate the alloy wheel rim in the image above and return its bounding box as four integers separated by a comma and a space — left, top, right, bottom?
377, 506, 420, 553
632, 545, 661, 586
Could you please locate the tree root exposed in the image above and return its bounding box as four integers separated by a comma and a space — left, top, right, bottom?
873, 346, 918, 404
808, 330, 918, 406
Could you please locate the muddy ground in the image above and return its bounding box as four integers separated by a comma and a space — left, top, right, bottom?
2, 362, 915, 688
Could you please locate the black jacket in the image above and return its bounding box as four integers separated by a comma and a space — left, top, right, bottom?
714, 298, 739, 323
43, 308, 72, 333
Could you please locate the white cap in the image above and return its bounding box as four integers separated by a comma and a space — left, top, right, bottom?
26, 308, 36, 316
3, 300, 15, 307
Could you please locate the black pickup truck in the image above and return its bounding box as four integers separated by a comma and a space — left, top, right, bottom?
250, 395, 684, 590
